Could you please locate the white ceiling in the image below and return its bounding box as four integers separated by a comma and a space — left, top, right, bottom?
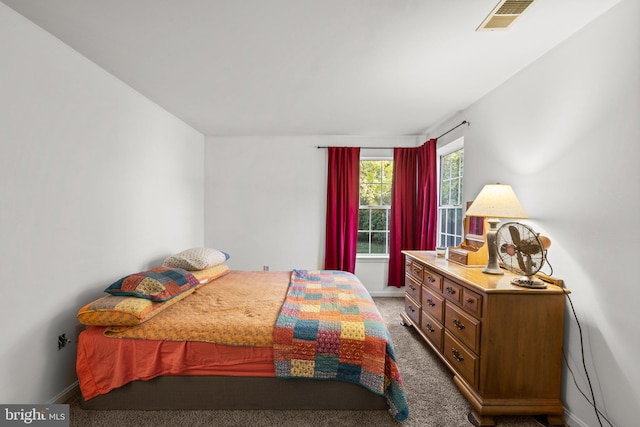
1, 0, 622, 136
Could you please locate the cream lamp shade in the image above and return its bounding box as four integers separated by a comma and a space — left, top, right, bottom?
465, 184, 528, 275
465, 184, 528, 219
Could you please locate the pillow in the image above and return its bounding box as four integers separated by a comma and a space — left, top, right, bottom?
77, 288, 193, 326
162, 247, 230, 270
104, 267, 199, 302
190, 263, 230, 283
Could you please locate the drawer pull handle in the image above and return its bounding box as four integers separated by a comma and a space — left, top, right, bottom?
409, 284, 415, 291
425, 323, 435, 333
446, 286, 456, 295
413, 268, 420, 275
428, 276, 436, 283
466, 298, 474, 304
453, 319, 465, 330
452, 348, 464, 362
426, 299, 436, 307
408, 306, 415, 313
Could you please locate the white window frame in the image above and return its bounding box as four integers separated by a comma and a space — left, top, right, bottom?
357, 156, 393, 259
437, 137, 464, 249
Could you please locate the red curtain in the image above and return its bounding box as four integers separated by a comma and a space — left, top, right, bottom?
388, 148, 418, 287
387, 139, 438, 287
417, 139, 438, 250
324, 147, 360, 273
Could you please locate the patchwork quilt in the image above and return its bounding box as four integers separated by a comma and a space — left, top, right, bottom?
273, 270, 409, 421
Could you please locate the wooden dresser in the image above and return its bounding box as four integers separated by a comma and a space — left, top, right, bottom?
400, 250, 567, 427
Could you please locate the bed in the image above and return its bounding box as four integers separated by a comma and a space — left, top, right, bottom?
76, 266, 409, 421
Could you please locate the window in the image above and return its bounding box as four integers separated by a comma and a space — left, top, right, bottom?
438, 142, 464, 248
357, 159, 393, 256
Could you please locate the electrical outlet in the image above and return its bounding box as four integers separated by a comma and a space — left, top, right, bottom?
263, 265, 269, 271
57, 334, 70, 350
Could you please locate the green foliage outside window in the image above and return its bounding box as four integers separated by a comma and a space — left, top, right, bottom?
358, 160, 393, 255
438, 148, 464, 248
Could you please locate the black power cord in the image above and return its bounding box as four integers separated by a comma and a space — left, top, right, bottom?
541, 259, 612, 427
561, 287, 612, 427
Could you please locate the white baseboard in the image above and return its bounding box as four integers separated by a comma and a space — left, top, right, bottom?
563, 407, 589, 427
369, 291, 404, 297
49, 381, 79, 404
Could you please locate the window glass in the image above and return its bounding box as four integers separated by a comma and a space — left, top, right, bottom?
438, 146, 464, 248
358, 159, 393, 255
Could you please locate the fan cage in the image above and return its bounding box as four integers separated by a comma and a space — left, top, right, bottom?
496, 221, 547, 277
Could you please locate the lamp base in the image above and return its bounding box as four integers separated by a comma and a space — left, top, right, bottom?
482, 266, 504, 275
482, 218, 504, 275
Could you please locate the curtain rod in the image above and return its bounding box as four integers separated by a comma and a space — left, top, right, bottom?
316, 120, 469, 149
436, 120, 468, 139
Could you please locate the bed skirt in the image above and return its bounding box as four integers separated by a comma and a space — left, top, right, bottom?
80, 375, 388, 410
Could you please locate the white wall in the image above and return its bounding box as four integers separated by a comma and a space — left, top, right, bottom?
204, 135, 414, 296
0, 4, 205, 403
430, 1, 639, 426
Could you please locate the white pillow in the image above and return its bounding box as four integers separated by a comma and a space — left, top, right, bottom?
162, 247, 230, 271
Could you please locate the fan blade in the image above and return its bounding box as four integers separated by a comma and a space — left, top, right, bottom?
508, 225, 521, 245
519, 242, 541, 255
516, 252, 526, 272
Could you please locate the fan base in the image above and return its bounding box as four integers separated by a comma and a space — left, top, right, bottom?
511, 277, 547, 289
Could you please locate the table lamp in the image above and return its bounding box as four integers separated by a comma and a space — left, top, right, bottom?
464, 184, 528, 275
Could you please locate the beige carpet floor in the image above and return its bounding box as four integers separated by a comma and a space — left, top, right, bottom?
69, 297, 551, 427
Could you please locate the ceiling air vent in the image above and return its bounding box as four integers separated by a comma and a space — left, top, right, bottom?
477, 0, 536, 31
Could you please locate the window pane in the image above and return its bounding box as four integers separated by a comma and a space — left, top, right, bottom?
371, 232, 386, 254
361, 160, 382, 182
447, 208, 455, 234
360, 183, 381, 205
451, 178, 461, 205
454, 207, 462, 237
450, 152, 460, 178
441, 156, 451, 180
370, 209, 386, 231
357, 232, 370, 254
382, 161, 393, 182
358, 209, 370, 230
441, 180, 451, 205
381, 183, 392, 205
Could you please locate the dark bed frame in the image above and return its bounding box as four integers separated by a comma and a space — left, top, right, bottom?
80, 376, 389, 411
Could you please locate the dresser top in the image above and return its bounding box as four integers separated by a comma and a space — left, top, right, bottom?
403, 250, 567, 294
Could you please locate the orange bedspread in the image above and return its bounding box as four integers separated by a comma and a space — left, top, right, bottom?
104, 270, 290, 346
77, 271, 290, 400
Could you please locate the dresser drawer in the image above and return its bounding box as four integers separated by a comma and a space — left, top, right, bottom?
405, 274, 422, 302
462, 287, 483, 317
443, 279, 463, 304
421, 286, 444, 323
405, 260, 424, 282
447, 249, 468, 265
404, 295, 421, 326
423, 267, 443, 292
445, 303, 481, 353
444, 331, 478, 388
421, 311, 444, 352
